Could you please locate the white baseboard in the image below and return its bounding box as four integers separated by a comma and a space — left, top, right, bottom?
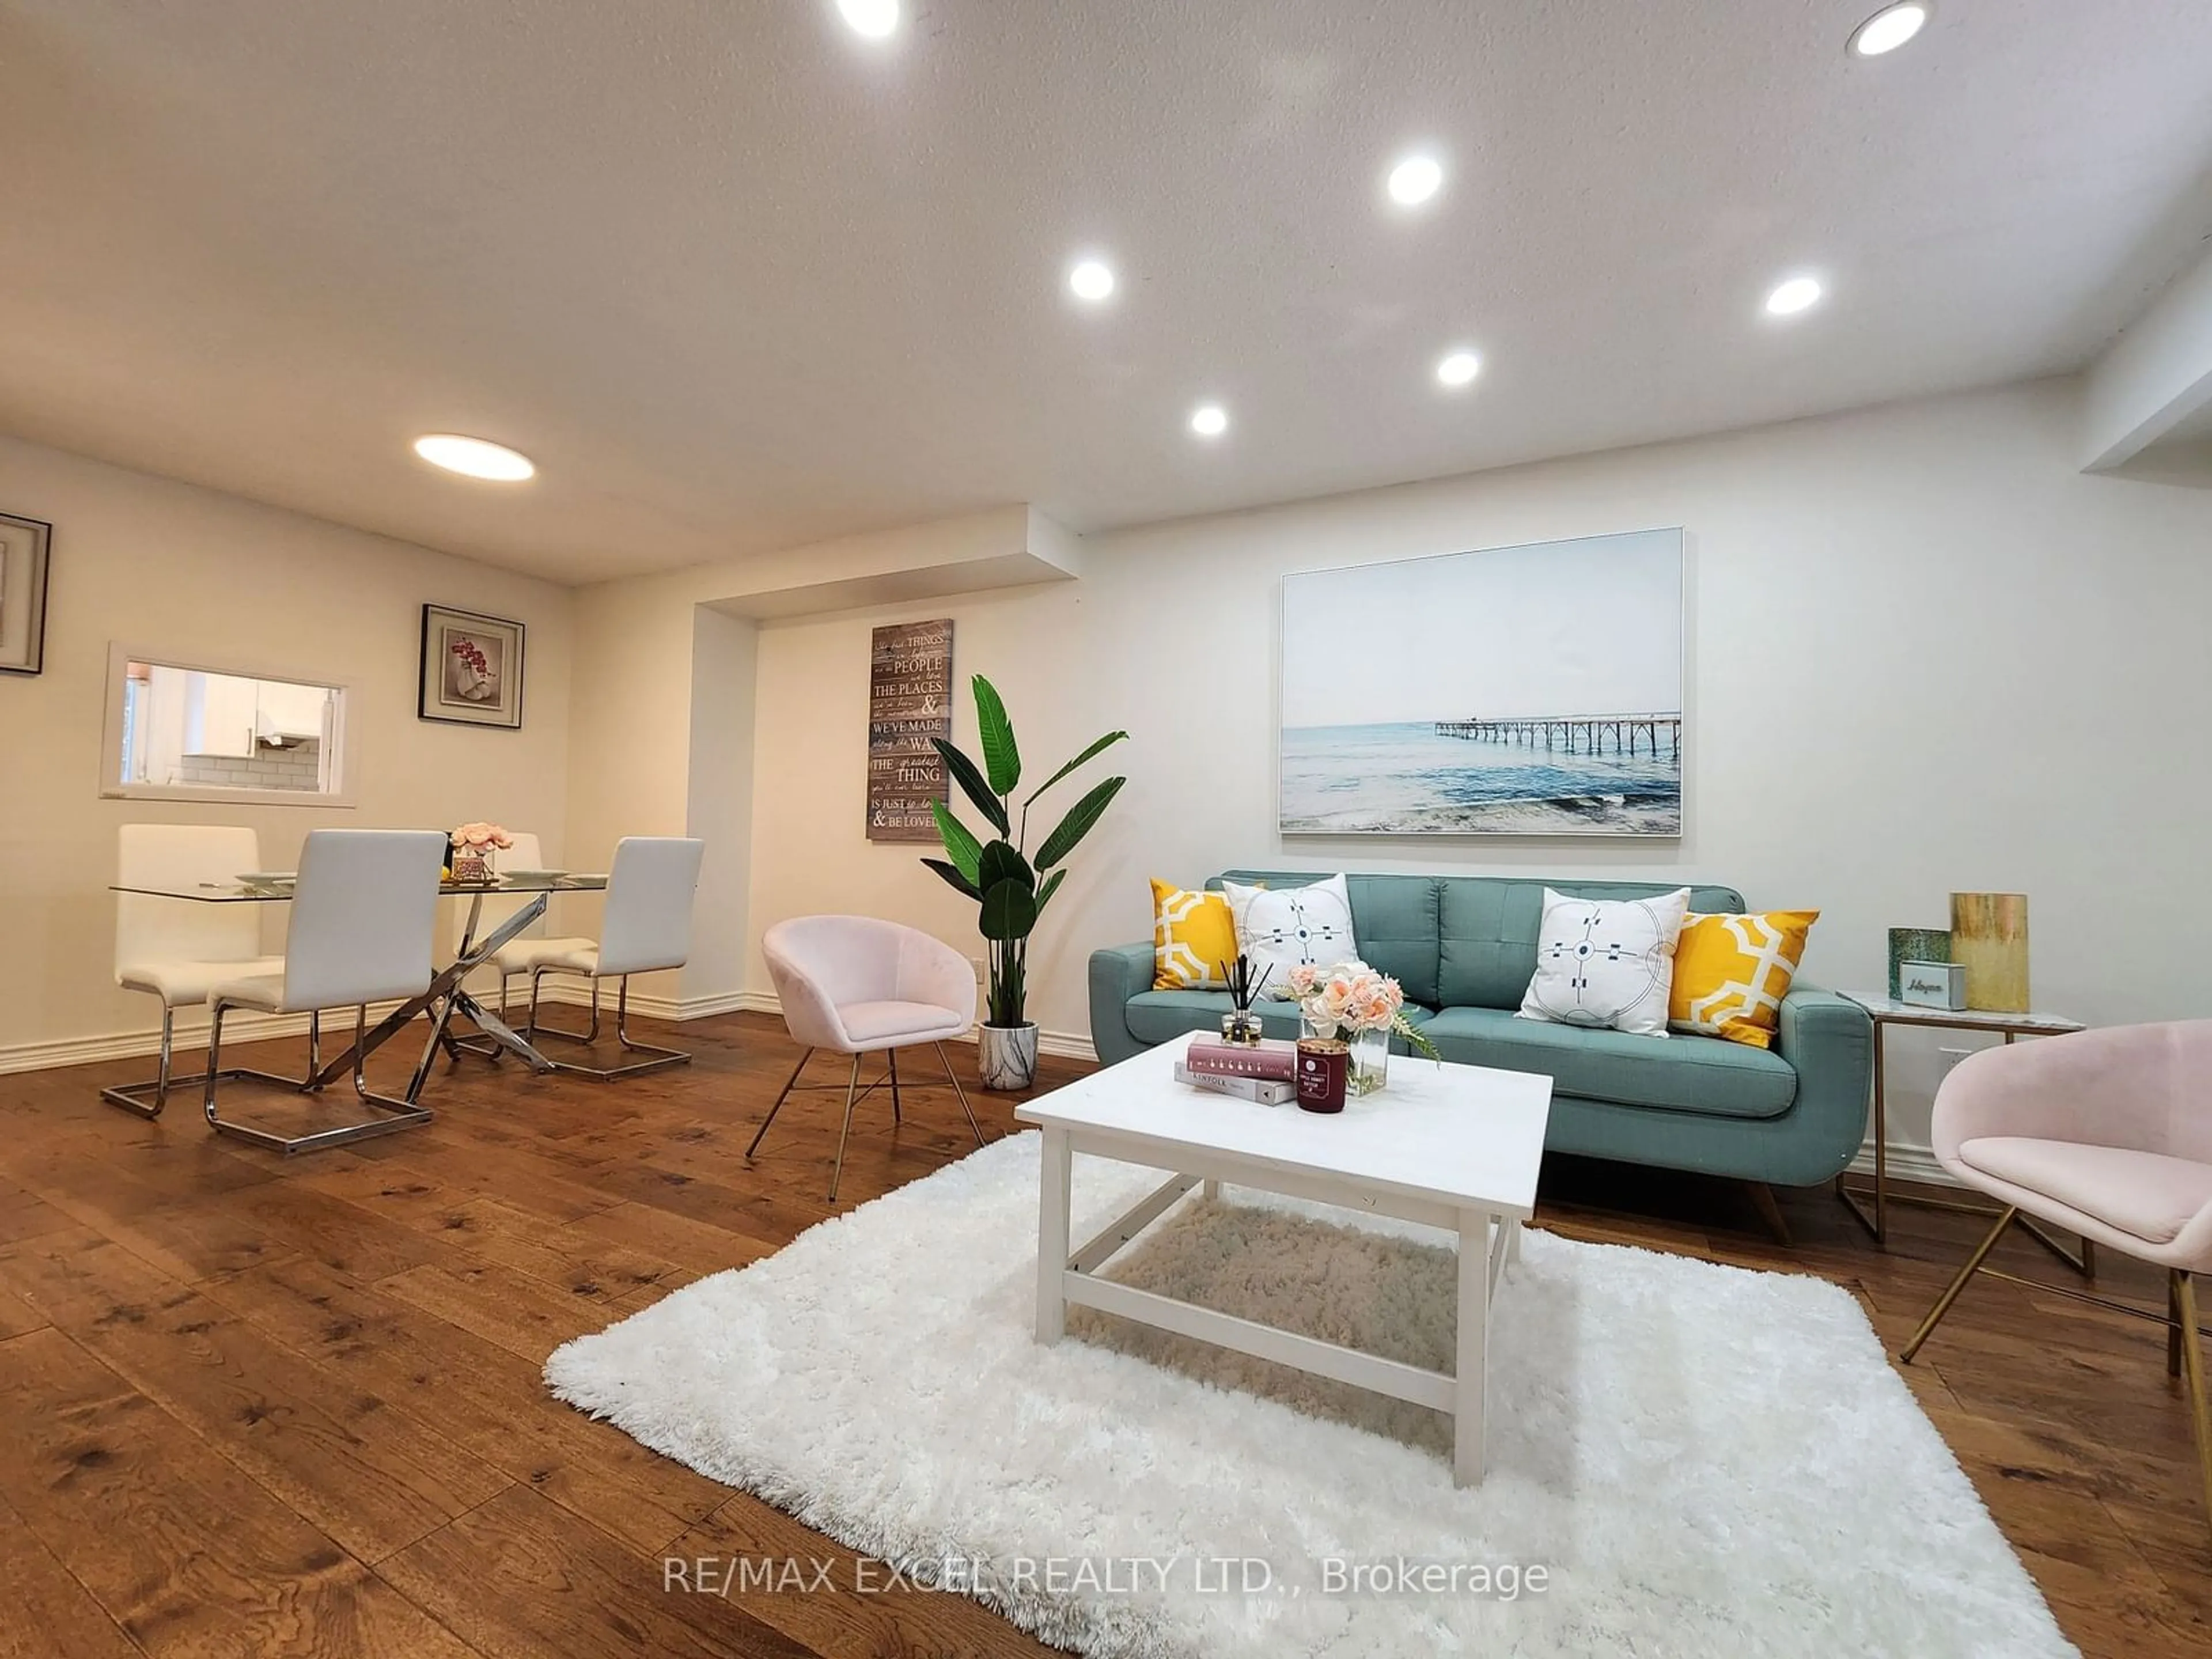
0, 979, 730, 1078
1848, 1139, 1962, 1188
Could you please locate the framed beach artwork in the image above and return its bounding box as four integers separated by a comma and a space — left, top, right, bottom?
0, 510, 54, 677
1279, 528, 1684, 836
418, 604, 525, 729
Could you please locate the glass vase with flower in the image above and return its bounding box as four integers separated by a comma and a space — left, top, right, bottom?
448, 821, 514, 884
1285, 961, 1441, 1096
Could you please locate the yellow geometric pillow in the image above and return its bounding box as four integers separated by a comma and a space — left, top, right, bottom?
1668, 910, 1820, 1048
1152, 879, 1240, 990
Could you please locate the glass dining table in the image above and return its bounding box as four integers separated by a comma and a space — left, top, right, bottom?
108, 872, 609, 1105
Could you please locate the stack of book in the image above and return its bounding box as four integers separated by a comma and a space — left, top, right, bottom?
1175, 1036, 1297, 1105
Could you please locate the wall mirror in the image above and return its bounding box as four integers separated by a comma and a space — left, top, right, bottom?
101, 644, 355, 805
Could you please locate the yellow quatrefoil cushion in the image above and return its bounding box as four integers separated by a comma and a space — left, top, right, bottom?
1152, 879, 1241, 991
1668, 910, 1821, 1048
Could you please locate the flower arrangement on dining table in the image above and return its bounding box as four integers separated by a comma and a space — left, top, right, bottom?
446, 821, 514, 883
1285, 960, 1441, 1094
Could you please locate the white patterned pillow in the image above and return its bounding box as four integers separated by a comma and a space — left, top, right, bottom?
1224, 875, 1360, 998
1517, 887, 1693, 1037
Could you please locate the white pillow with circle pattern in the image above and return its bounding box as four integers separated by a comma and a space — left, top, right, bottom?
1223, 875, 1361, 998
1517, 887, 1693, 1037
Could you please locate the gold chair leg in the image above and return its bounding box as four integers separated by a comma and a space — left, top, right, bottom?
937, 1041, 987, 1149
2173, 1270, 2188, 1381
2175, 1271, 2212, 1546
747, 1048, 812, 1159
826, 1055, 862, 1205
1901, 1205, 2017, 1363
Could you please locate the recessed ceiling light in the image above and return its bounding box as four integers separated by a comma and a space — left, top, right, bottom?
1188, 403, 1229, 438
835, 0, 899, 40
1386, 153, 1444, 208
1068, 259, 1115, 302
1849, 2, 1929, 56
1436, 350, 1482, 388
413, 434, 536, 482
1763, 276, 1824, 317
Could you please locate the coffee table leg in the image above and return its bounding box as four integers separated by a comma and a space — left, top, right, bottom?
1036, 1127, 1071, 1343
1455, 1206, 1488, 1486
1505, 1215, 1521, 1267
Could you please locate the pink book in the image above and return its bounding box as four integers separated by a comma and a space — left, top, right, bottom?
1184, 1036, 1297, 1082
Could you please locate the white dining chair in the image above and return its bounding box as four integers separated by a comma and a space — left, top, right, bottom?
512, 836, 706, 1080
202, 828, 449, 1154
105, 824, 290, 1118
749, 915, 986, 1203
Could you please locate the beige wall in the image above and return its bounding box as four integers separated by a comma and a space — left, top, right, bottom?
0, 434, 573, 1060
737, 380, 2212, 1160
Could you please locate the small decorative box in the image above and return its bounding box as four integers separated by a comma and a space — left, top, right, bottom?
1898, 960, 1968, 1010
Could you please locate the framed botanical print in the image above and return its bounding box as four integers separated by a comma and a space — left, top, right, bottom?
0, 510, 54, 677
418, 604, 525, 729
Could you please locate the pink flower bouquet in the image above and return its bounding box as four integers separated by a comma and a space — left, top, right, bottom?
1286, 961, 1442, 1065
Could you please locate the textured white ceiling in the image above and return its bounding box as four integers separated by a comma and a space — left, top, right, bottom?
2, 0, 2210, 584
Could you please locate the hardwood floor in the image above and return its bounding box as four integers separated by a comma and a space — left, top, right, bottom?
0, 1010, 2204, 1657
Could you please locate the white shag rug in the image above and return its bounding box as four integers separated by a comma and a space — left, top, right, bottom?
547, 1133, 2074, 1659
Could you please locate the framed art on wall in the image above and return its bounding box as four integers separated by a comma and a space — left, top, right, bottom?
0, 510, 54, 676
1279, 527, 1685, 836
418, 604, 525, 729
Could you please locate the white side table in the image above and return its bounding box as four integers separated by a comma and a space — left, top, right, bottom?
1837, 992, 2092, 1275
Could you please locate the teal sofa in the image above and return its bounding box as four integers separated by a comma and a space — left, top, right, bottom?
1089, 870, 1873, 1188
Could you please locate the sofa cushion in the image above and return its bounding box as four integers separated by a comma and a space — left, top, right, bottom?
1215, 870, 1441, 1006
1126, 989, 1434, 1049
1956, 1137, 2212, 1246
1437, 878, 1747, 1012
1419, 1005, 1796, 1119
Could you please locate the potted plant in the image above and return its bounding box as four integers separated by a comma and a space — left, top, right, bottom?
921, 676, 1127, 1090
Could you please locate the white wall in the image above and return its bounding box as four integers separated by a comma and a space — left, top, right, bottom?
739, 380, 2212, 1157
0, 434, 573, 1061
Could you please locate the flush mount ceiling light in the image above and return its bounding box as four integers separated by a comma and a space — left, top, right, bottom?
1068, 258, 1115, 302
1849, 2, 1929, 56
1385, 153, 1444, 208
412, 434, 536, 482
1188, 403, 1229, 438
1763, 276, 1824, 317
1435, 350, 1482, 388
835, 0, 899, 40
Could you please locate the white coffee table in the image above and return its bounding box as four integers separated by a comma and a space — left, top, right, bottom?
1014, 1040, 1551, 1485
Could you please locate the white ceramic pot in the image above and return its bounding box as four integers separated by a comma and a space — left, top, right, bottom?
978, 1022, 1040, 1092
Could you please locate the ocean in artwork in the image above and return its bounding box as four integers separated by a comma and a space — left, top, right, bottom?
1279, 720, 1682, 836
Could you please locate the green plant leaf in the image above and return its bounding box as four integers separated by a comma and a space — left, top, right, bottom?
1021, 730, 1128, 809
932, 738, 1007, 837
931, 801, 982, 885
1033, 868, 1067, 916
1034, 774, 1126, 870
972, 676, 1021, 797
979, 877, 1038, 942
921, 857, 980, 901
977, 839, 1035, 894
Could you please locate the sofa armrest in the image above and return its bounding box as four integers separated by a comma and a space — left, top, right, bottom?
1088, 941, 1157, 1067
1772, 985, 1874, 1180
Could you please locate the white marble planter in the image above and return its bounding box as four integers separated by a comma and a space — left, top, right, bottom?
978, 1022, 1040, 1092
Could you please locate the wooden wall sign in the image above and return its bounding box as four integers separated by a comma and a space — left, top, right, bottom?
866, 619, 954, 842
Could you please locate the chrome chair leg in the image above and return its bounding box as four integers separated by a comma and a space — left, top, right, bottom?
101, 1006, 184, 1119
529, 973, 690, 1081
937, 1041, 988, 1148
1900, 1206, 2018, 1363
204, 1001, 433, 1156
827, 1054, 862, 1204
748, 1048, 813, 1158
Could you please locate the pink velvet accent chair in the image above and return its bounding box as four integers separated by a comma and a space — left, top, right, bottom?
1900, 1020, 2212, 1538
749, 916, 987, 1203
